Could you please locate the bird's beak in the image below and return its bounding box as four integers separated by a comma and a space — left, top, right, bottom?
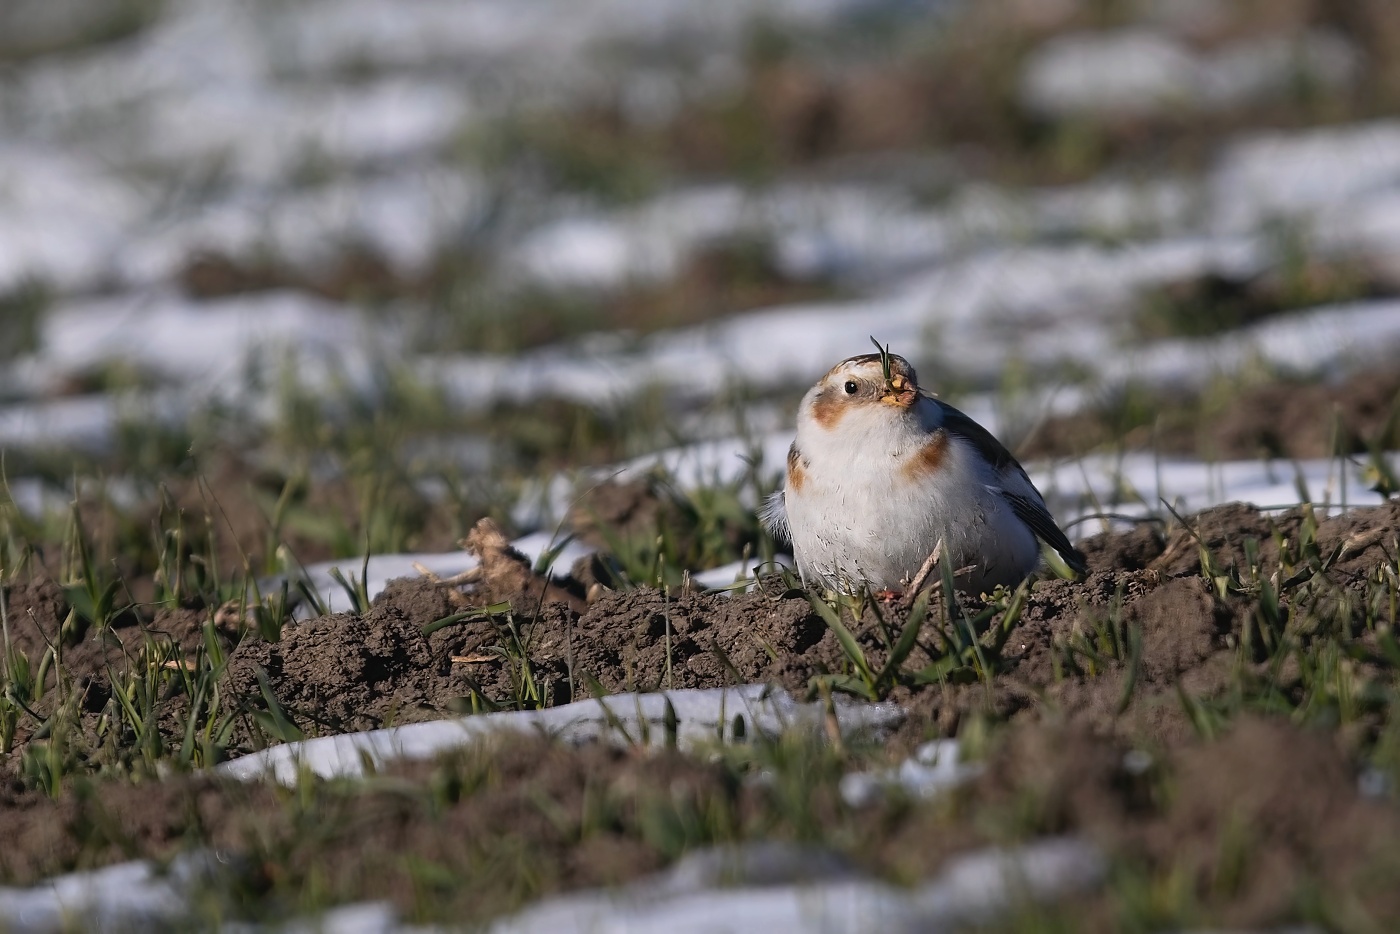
881, 374, 918, 407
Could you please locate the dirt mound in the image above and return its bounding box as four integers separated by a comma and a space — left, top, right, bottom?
0, 772, 268, 887
1210, 370, 1400, 460
0, 578, 240, 711
226, 577, 843, 736
214, 499, 1400, 745
559, 586, 842, 693
11, 499, 1400, 759
971, 716, 1400, 929
1078, 499, 1400, 579
3, 499, 1400, 927
227, 606, 439, 734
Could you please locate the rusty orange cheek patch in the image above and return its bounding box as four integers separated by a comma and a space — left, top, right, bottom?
787, 443, 807, 492
901, 431, 949, 481
810, 390, 846, 429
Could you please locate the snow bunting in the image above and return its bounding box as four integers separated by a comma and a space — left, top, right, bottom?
762, 341, 1087, 593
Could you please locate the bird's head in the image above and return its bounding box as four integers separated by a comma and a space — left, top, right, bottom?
799, 340, 928, 434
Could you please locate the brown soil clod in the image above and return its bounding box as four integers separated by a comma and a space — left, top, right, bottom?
418, 517, 588, 613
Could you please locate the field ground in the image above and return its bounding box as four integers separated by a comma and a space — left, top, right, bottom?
6, 0, 1400, 929
4, 449, 1400, 928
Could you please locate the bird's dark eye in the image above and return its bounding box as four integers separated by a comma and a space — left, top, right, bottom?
843, 380, 858, 395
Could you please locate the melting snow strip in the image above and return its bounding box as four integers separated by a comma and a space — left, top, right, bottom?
0, 837, 1105, 934
216, 685, 906, 785
489, 837, 1105, 934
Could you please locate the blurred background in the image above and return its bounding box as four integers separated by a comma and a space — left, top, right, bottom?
3, 0, 1400, 581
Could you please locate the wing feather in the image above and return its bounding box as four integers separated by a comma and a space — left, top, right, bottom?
936, 401, 1088, 576
1000, 490, 1089, 576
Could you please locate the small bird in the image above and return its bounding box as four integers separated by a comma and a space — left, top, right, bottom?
762, 341, 1087, 594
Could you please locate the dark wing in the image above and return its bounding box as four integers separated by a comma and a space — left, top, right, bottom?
935, 402, 1018, 472
1000, 490, 1089, 576
936, 401, 1089, 576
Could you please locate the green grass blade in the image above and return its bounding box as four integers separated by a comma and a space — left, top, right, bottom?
806, 592, 873, 687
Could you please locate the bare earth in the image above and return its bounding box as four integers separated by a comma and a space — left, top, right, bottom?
3, 499, 1400, 927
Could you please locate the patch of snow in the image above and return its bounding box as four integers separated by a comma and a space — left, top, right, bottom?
278, 0, 914, 80
117, 167, 486, 286
227, 903, 407, 934
1031, 177, 1197, 239
0, 852, 231, 934
0, 396, 120, 451
217, 684, 906, 784
0, 478, 49, 517
1035, 451, 1395, 530
840, 739, 980, 807
1211, 121, 1400, 233
494, 837, 1104, 934
1021, 28, 1359, 119
27, 290, 384, 392
133, 78, 471, 185
0, 146, 144, 293
1021, 30, 1199, 118
0, 837, 1101, 934
1098, 299, 1400, 389
0, 392, 188, 452
1314, 189, 1400, 268
690, 553, 793, 592
602, 432, 791, 497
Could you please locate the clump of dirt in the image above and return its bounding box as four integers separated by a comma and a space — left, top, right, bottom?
13, 450, 468, 613
1078, 500, 1400, 581
453, 518, 587, 612
180, 245, 448, 304
0, 576, 248, 756
305, 740, 738, 918
226, 605, 439, 734
1134, 263, 1386, 343
226, 574, 842, 740
558, 586, 842, 694
1210, 369, 1400, 460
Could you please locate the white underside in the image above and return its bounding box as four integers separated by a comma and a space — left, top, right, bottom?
775, 406, 1042, 593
